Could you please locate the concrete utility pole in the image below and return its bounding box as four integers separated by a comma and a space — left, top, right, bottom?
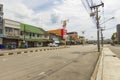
90, 2, 104, 52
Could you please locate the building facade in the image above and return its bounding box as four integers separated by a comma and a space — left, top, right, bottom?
0, 4, 3, 46
67, 32, 79, 45
48, 29, 67, 40
2, 19, 20, 48
48, 32, 61, 44
20, 23, 49, 47
117, 24, 120, 42
48, 29, 67, 45
0, 19, 50, 49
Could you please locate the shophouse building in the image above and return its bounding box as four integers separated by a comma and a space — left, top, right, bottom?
20, 23, 49, 47
2, 19, 20, 48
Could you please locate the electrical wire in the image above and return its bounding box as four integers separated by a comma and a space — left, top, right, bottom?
90, 0, 94, 6
81, 0, 91, 14
81, 0, 104, 27
104, 27, 116, 30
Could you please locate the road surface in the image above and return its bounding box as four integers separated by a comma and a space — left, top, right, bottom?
0, 45, 99, 80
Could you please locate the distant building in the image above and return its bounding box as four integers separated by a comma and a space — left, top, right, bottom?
117, 24, 120, 42
48, 29, 67, 40
67, 32, 79, 45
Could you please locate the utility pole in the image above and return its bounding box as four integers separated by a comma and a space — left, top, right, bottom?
90, 2, 104, 52
101, 28, 104, 47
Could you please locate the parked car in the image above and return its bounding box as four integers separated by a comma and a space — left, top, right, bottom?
48, 43, 59, 47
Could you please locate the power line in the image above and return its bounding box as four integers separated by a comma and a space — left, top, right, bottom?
104, 27, 116, 30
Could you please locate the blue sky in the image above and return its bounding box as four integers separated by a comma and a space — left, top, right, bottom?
0, 0, 120, 40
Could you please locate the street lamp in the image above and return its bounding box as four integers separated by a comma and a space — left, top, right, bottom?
100, 17, 115, 25
100, 17, 115, 47
81, 31, 85, 45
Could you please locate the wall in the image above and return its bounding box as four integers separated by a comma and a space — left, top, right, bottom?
4, 19, 20, 29
0, 38, 2, 44
117, 24, 120, 42
3, 19, 20, 37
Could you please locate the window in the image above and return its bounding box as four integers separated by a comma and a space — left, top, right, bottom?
14, 29, 19, 35
0, 29, 2, 34
0, 7, 2, 11
9, 28, 13, 32
5, 27, 9, 33
37, 34, 39, 37
20, 32, 23, 35
5, 27, 13, 33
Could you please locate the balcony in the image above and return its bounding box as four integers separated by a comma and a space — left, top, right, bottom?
20, 35, 49, 42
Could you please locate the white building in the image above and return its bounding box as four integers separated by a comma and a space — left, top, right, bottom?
2, 19, 20, 48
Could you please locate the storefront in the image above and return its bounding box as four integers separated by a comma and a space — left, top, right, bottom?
3, 38, 19, 48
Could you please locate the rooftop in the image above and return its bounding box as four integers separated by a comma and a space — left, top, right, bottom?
20, 23, 46, 34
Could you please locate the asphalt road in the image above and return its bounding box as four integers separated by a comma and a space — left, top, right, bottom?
0, 45, 99, 80
109, 45, 120, 59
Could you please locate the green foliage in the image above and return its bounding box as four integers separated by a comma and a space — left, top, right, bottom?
111, 33, 116, 41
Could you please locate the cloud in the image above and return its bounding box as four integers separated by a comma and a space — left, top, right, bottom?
0, 0, 119, 40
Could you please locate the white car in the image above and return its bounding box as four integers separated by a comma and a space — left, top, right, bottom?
48, 43, 58, 47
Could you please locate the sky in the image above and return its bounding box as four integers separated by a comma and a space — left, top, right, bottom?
0, 0, 120, 40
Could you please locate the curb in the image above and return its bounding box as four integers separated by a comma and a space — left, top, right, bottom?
0, 46, 70, 57
90, 48, 103, 80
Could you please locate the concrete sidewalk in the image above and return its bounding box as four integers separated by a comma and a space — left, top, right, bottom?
91, 47, 120, 80
102, 48, 120, 80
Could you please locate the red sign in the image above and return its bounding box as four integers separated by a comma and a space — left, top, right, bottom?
61, 29, 67, 39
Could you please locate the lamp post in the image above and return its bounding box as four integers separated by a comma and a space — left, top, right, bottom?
100, 17, 115, 47
81, 31, 85, 45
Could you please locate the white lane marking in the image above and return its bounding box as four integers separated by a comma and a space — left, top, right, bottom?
38, 72, 46, 76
